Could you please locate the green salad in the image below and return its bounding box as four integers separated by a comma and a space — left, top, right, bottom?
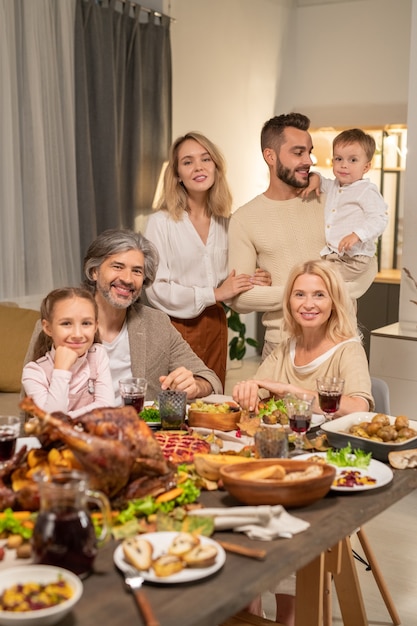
139, 406, 160, 422
326, 443, 371, 468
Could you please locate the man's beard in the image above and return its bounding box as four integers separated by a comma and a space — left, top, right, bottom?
275, 159, 309, 189
99, 282, 141, 309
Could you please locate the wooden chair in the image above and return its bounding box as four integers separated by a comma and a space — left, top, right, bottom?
319, 532, 400, 626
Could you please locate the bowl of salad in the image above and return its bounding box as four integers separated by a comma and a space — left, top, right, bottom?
139, 404, 161, 430
258, 398, 288, 427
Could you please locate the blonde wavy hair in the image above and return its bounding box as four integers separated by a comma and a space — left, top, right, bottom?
156, 132, 233, 221
283, 260, 359, 342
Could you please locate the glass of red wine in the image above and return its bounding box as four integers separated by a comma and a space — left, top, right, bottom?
0, 416, 21, 466
119, 377, 147, 416
316, 377, 345, 421
283, 393, 314, 456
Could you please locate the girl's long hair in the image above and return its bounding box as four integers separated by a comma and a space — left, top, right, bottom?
157, 131, 233, 221
32, 287, 100, 361
282, 259, 359, 342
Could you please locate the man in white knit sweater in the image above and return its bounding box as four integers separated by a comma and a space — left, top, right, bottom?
228, 113, 376, 358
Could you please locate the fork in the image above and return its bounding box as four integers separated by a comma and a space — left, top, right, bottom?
124, 568, 160, 626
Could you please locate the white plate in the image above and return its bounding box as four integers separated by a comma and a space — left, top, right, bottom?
296, 452, 394, 492
261, 414, 325, 429
16, 436, 42, 453
113, 532, 226, 584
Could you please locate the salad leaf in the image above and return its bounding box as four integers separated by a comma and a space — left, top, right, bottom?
258, 397, 287, 418
326, 443, 372, 468
139, 406, 160, 422
115, 478, 201, 524
0, 508, 34, 540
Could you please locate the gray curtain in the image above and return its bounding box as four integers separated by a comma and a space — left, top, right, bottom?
74, 0, 172, 258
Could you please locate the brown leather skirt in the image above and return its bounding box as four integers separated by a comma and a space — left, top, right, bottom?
170, 303, 227, 389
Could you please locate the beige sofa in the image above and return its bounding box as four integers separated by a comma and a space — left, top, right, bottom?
0, 304, 40, 416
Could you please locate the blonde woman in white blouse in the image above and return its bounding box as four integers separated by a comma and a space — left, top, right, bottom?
145, 132, 270, 388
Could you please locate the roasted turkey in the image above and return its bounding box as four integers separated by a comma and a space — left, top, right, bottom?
1, 398, 176, 511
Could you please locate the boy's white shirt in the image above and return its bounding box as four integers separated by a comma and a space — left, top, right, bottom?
317, 174, 389, 257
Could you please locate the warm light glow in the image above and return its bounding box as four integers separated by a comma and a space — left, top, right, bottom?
152, 161, 168, 209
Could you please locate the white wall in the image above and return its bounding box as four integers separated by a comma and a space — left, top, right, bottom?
170, 0, 293, 211
279, 0, 412, 128
170, 0, 412, 206
399, 0, 417, 329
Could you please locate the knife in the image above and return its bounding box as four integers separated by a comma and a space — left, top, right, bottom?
217, 540, 267, 560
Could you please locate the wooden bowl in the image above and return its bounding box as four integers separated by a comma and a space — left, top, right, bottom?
187, 403, 241, 431
220, 459, 336, 508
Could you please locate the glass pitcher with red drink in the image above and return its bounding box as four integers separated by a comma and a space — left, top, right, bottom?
32, 470, 112, 578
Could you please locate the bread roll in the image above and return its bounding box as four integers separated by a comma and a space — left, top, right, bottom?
388, 448, 417, 469
182, 544, 218, 568
168, 532, 200, 557
283, 465, 324, 482
122, 537, 153, 571
152, 554, 185, 577
240, 464, 286, 481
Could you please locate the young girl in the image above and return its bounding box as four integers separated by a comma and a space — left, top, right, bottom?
22, 287, 115, 418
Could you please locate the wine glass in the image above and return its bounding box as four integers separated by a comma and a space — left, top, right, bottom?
316, 377, 345, 421
119, 378, 147, 416
0, 416, 21, 467
283, 393, 314, 456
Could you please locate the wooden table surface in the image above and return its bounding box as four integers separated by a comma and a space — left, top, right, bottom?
56, 467, 417, 626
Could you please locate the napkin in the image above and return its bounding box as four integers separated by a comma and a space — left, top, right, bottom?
188, 505, 310, 541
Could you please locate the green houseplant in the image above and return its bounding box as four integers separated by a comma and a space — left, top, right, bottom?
223, 305, 259, 361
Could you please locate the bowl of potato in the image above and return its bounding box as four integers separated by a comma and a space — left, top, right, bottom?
220, 459, 336, 508
187, 401, 241, 431
0, 565, 83, 626
321, 412, 417, 462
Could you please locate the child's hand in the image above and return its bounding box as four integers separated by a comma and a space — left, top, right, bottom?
338, 232, 360, 253
299, 172, 321, 200
54, 345, 79, 370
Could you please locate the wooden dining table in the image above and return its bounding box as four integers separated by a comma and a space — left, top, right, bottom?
55, 466, 417, 626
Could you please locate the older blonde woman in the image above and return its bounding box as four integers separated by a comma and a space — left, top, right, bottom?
233, 259, 374, 626
145, 132, 270, 387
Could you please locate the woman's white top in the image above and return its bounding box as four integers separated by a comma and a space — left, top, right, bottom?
145, 210, 229, 319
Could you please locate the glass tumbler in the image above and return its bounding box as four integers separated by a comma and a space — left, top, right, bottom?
158, 390, 187, 430
254, 428, 288, 459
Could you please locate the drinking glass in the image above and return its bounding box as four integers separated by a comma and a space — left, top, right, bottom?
254, 428, 288, 458
0, 416, 21, 466
316, 377, 345, 421
283, 393, 314, 456
158, 390, 187, 430
119, 378, 147, 415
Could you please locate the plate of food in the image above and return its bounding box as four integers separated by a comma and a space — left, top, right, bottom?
139, 402, 161, 430
296, 449, 394, 492
261, 414, 325, 430
113, 531, 225, 584
321, 412, 417, 462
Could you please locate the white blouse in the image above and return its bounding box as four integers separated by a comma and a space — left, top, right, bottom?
145, 210, 229, 319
